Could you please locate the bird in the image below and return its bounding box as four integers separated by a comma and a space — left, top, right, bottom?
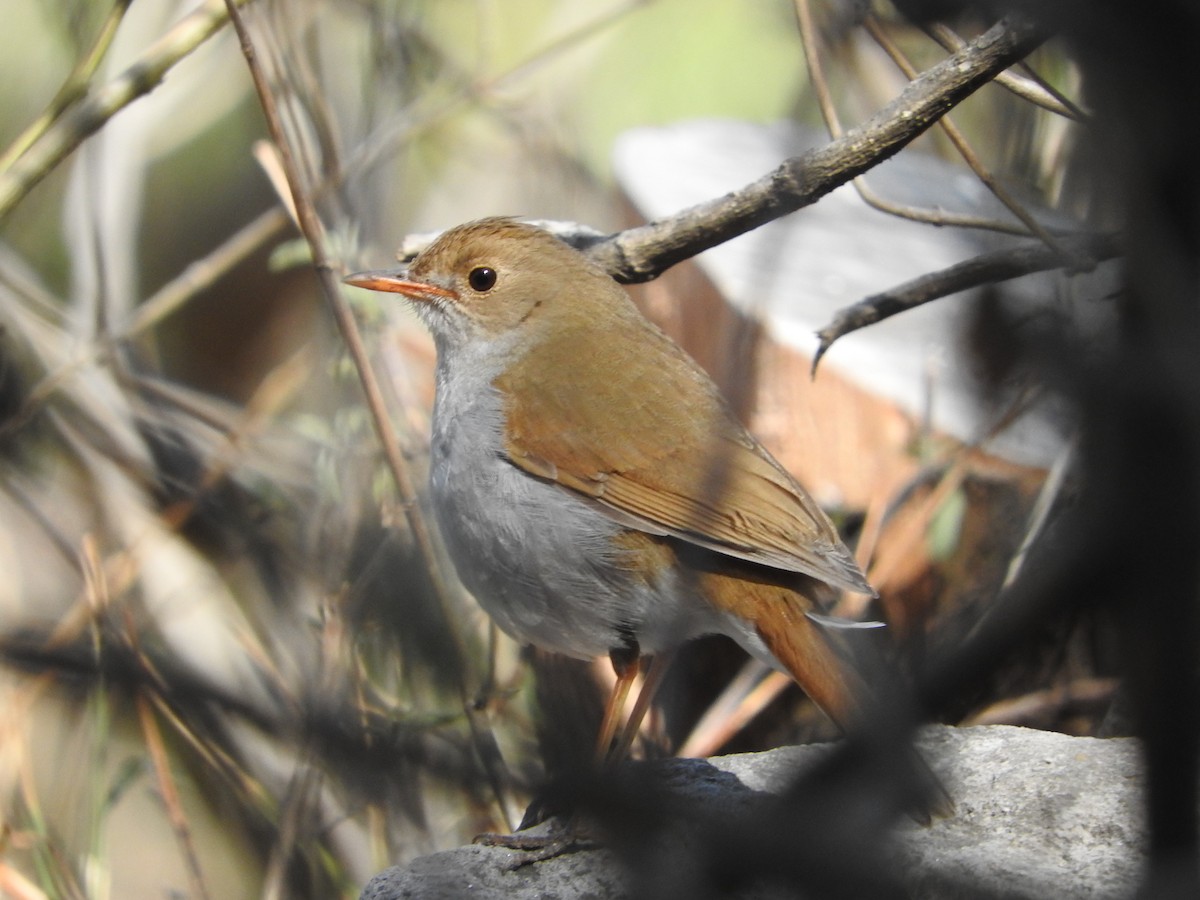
345, 217, 947, 813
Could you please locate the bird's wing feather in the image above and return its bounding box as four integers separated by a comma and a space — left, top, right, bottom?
495, 307, 873, 596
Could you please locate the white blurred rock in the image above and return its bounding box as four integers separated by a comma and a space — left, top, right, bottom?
360, 725, 1146, 899
613, 119, 1116, 469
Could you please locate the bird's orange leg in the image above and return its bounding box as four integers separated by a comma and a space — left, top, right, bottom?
611, 650, 675, 762
595, 644, 640, 765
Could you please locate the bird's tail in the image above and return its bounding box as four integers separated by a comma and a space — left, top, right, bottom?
705, 569, 955, 821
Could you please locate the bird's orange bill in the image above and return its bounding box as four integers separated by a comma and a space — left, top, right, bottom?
344, 269, 457, 301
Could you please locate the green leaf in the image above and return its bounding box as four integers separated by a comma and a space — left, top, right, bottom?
927, 486, 967, 562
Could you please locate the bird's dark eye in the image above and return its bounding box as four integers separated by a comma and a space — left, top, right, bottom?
468, 266, 497, 292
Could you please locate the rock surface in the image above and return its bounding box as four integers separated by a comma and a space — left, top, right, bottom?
360, 725, 1147, 899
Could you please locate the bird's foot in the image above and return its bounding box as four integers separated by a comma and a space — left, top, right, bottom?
473, 817, 598, 868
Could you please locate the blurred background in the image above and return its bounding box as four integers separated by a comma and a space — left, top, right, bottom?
0, 0, 1178, 897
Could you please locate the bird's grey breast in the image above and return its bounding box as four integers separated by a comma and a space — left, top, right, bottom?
427, 352, 645, 658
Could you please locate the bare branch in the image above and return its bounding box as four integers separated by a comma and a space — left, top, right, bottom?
223, 1, 459, 613
926, 23, 1088, 121
812, 232, 1120, 371
794, 0, 1037, 237
585, 16, 1045, 283
0, 0, 134, 173
0, 207, 289, 443
863, 16, 1080, 264
0, 0, 251, 224
225, 0, 518, 833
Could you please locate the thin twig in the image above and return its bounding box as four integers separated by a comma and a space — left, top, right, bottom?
677, 662, 790, 759
136, 693, 213, 900
1014, 59, 1089, 121
1001, 437, 1075, 591
963, 677, 1118, 726
586, 16, 1045, 282
0, 0, 134, 174
0, 0, 253, 223
348, 1, 641, 181
1, 207, 289, 443
863, 15, 1082, 265
794, 0, 1036, 237
926, 23, 1086, 120
128, 207, 290, 335
222, 0, 517, 829
261, 761, 323, 900
813, 231, 1119, 369
223, 1, 450, 611
150, 346, 311, 534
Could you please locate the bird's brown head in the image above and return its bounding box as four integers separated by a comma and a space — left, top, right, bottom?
345, 217, 619, 350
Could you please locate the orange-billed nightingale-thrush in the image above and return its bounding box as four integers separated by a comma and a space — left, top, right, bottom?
345, 217, 950, 817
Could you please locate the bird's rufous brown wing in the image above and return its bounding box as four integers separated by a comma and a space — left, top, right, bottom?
494, 303, 873, 596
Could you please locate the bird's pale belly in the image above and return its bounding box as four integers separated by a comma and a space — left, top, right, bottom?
430, 439, 645, 656
429, 428, 729, 659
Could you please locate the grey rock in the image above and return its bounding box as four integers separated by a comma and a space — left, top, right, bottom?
361, 725, 1146, 899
